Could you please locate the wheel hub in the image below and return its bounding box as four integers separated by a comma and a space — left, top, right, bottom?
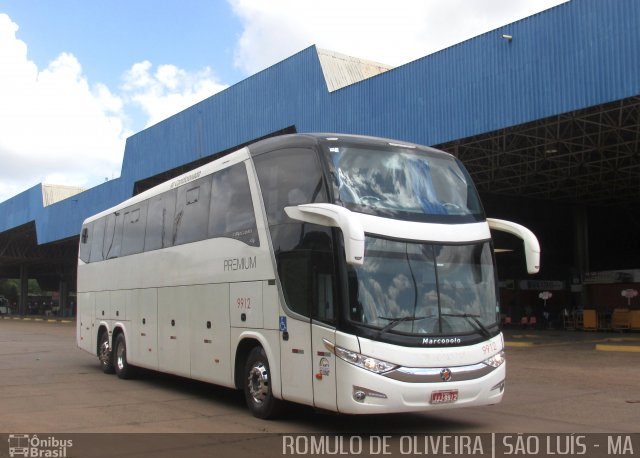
99, 339, 110, 365
116, 342, 125, 371
247, 362, 269, 404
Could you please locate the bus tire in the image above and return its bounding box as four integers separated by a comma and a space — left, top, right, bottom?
114, 333, 135, 379
98, 330, 115, 374
244, 346, 281, 419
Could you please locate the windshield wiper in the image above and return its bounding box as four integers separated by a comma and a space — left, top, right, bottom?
441, 313, 491, 338
377, 315, 432, 336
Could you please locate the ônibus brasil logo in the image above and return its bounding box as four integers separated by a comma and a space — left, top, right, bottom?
8, 434, 73, 458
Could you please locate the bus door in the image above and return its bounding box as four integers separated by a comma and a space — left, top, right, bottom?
279, 313, 313, 405
278, 238, 338, 411
279, 246, 339, 411
308, 233, 338, 411
277, 303, 338, 412
252, 146, 338, 409
311, 322, 337, 411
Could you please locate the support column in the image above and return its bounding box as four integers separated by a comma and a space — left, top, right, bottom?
572, 206, 589, 308
58, 280, 68, 317
19, 263, 28, 315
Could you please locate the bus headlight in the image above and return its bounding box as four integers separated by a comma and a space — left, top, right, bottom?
482, 350, 505, 368
333, 346, 398, 374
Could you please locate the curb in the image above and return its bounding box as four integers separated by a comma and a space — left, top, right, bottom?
1, 316, 74, 324
505, 341, 534, 348
595, 343, 640, 353
505, 336, 640, 351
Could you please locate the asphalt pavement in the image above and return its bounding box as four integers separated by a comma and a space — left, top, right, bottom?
1, 317, 639, 457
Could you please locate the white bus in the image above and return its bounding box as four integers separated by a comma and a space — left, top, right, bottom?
77, 133, 540, 418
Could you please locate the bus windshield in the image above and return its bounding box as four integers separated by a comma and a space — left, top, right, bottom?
347, 236, 498, 337
322, 142, 484, 223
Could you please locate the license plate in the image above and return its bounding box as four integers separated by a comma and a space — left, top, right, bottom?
430, 389, 459, 404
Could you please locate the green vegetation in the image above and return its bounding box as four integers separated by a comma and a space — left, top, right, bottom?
0, 278, 43, 303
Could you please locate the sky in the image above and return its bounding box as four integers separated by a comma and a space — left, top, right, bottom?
0, 0, 567, 204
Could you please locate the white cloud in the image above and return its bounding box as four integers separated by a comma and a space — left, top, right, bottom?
121, 61, 228, 128
0, 13, 227, 204
0, 14, 128, 203
229, 0, 567, 74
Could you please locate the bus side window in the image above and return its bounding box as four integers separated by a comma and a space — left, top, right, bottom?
313, 254, 336, 324
276, 225, 337, 324
279, 250, 312, 318
209, 163, 259, 246
89, 218, 106, 263
121, 202, 148, 256
103, 212, 124, 259
173, 175, 212, 246
145, 189, 177, 251
253, 148, 328, 226
79, 224, 92, 263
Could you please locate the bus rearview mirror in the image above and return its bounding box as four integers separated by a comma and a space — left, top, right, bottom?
487, 218, 541, 274
284, 204, 365, 265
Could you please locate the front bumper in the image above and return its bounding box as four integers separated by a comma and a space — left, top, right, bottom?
335, 357, 506, 414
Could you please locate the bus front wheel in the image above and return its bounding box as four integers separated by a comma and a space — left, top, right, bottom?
244, 347, 281, 419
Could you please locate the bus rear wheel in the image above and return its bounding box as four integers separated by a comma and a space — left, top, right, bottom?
114, 334, 135, 379
98, 330, 115, 374
244, 347, 281, 419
